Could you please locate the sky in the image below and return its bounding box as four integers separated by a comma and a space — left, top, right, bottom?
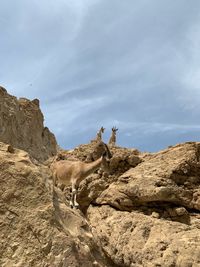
1, 0, 200, 152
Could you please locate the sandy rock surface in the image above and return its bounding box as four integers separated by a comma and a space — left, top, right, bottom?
52, 141, 200, 266
88, 205, 200, 267
86, 142, 200, 266
96, 142, 200, 212
0, 142, 110, 267
0, 86, 57, 161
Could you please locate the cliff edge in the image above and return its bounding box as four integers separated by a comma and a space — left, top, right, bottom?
0, 86, 57, 161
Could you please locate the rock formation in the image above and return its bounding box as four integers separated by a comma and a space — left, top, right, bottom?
87, 142, 200, 266
1, 87, 200, 266
0, 86, 57, 161
52, 142, 200, 266
0, 142, 111, 267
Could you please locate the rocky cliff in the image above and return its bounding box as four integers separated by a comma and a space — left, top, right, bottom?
0, 88, 200, 267
88, 142, 200, 266
0, 142, 111, 267
0, 86, 57, 161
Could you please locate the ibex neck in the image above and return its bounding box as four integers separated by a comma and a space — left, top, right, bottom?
84, 157, 102, 176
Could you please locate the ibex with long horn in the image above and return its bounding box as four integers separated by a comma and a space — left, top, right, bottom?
96, 126, 105, 141
109, 126, 118, 146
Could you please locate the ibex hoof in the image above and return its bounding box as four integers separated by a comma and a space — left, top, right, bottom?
74, 203, 79, 209
70, 201, 73, 209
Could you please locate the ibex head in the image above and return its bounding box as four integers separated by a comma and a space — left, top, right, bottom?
95, 141, 112, 159
100, 126, 105, 133
101, 126, 106, 133
112, 126, 118, 133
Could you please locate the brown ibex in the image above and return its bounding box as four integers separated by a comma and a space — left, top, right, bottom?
95, 126, 105, 141
109, 126, 118, 146
50, 142, 112, 208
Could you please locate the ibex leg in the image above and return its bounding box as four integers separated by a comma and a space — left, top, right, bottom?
70, 184, 79, 208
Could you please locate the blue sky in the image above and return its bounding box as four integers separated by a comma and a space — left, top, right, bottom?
1, 0, 200, 152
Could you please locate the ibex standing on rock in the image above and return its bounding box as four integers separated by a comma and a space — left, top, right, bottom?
109, 127, 118, 146
50, 142, 112, 208
96, 126, 105, 141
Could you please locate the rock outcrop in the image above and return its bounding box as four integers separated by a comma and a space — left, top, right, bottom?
0, 142, 111, 267
87, 142, 200, 267
54, 142, 200, 266
95, 142, 200, 212
87, 205, 200, 267
0, 86, 57, 161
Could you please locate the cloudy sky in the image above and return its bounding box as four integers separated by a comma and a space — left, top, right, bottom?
1, 0, 200, 152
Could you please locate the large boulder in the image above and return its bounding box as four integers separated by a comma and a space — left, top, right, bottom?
87, 142, 200, 266
87, 205, 200, 267
95, 142, 200, 211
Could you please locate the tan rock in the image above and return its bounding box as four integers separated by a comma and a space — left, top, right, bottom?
7, 145, 15, 153
0, 86, 57, 161
87, 205, 200, 267
0, 142, 110, 267
96, 142, 200, 212
85, 142, 200, 266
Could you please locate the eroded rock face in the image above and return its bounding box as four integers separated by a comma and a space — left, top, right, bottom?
0, 142, 110, 267
95, 142, 200, 212
1, 137, 200, 266
0, 86, 57, 161
87, 205, 200, 267
86, 142, 200, 266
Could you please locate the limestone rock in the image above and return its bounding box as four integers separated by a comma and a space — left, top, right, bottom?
0, 86, 57, 161
86, 142, 200, 266
87, 205, 200, 267
95, 142, 200, 212
0, 142, 110, 267
39, 139, 200, 266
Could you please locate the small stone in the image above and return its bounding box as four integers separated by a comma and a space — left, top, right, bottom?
151, 212, 160, 218
175, 207, 188, 216
7, 145, 15, 153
